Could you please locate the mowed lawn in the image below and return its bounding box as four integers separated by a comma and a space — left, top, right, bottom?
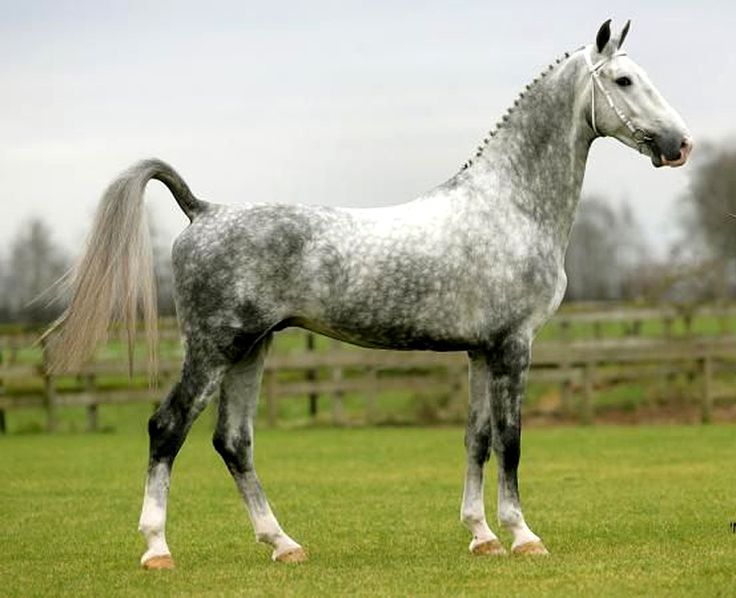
1, 421, 734, 597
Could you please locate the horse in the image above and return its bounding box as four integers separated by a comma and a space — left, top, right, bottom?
45, 19, 692, 568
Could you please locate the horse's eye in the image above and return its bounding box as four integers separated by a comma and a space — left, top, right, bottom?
615, 76, 632, 87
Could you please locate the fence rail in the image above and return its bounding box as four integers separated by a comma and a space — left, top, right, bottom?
1, 304, 735, 432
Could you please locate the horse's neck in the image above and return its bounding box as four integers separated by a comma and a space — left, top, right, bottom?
462, 54, 594, 246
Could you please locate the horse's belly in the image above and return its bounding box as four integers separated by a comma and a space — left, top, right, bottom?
295, 316, 476, 351
303, 278, 514, 351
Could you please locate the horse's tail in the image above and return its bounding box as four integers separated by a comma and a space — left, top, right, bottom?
42, 159, 203, 382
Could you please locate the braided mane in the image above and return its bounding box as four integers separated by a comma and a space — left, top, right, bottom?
460, 47, 584, 171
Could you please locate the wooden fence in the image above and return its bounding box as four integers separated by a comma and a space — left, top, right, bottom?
1, 304, 735, 432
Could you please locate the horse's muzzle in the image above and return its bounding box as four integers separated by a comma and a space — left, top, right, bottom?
654, 136, 693, 168
661, 136, 693, 167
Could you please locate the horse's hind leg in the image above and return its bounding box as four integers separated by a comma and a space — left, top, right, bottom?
212, 335, 306, 563
138, 347, 226, 569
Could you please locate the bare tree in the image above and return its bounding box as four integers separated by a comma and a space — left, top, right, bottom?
677, 143, 736, 298
681, 144, 736, 255
4, 218, 70, 323
565, 195, 649, 301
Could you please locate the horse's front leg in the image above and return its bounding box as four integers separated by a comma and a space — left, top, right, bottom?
460, 351, 506, 555
489, 334, 548, 555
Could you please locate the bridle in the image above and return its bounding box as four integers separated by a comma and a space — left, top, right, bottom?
583, 46, 653, 151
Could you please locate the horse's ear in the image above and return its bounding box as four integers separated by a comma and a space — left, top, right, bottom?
618, 20, 631, 49
596, 19, 612, 53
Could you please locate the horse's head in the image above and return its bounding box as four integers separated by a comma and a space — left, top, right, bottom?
584, 19, 693, 168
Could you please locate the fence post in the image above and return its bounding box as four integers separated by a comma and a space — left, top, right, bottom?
266, 368, 277, 427
558, 327, 573, 415
683, 309, 697, 391
331, 370, 345, 426
9, 337, 18, 365
559, 319, 571, 342
661, 315, 677, 400
305, 333, 318, 418
700, 354, 713, 424
560, 371, 573, 416
84, 373, 99, 432
41, 340, 58, 433
683, 310, 693, 336
581, 360, 594, 425
449, 363, 463, 400
0, 339, 6, 434
366, 366, 378, 424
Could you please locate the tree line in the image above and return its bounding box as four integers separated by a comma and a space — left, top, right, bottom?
0, 217, 176, 325
567, 143, 736, 304
2, 145, 735, 325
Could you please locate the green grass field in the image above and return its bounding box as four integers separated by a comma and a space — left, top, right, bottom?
1, 417, 735, 597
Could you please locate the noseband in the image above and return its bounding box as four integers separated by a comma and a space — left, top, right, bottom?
584, 47, 653, 150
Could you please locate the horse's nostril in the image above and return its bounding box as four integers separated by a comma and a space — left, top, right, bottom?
661, 137, 692, 166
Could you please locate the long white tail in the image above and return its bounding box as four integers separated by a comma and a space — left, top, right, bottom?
43, 159, 202, 381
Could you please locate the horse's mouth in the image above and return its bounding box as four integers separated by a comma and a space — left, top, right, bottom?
651, 151, 689, 169
640, 136, 664, 168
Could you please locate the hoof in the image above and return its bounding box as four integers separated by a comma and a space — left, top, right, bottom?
274, 547, 307, 563
142, 554, 175, 570
471, 539, 507, 556
512, 541, 549, 556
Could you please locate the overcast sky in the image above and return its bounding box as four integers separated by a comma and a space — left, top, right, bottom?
1, 1, 733, 259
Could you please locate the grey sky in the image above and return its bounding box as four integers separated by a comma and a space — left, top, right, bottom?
1, 1, 732, 258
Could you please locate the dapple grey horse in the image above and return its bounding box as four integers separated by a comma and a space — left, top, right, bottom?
46, 19, 692, 568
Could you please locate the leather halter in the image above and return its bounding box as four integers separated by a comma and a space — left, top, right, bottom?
584, 47, 653, 149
